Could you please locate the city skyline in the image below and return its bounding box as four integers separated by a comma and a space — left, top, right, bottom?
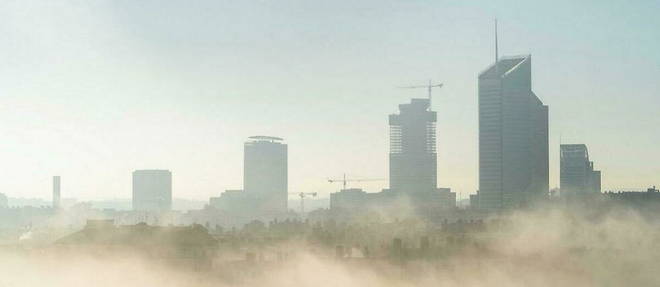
1, 0, 659, 201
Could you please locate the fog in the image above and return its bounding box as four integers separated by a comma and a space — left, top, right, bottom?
2, 203, 659, 287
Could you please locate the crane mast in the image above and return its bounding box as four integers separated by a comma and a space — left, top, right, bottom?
327, 173, 386, 190
289, 192, 317, 217
398, 80, 443, 111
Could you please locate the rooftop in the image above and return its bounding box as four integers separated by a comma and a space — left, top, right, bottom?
247, 135, 284, 142
479, 55, 530, 78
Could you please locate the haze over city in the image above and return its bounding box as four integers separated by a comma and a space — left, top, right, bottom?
4, 1, 660, 286
2, 0, 659, 202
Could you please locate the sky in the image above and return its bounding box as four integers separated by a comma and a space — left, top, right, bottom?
0, 0, 658, 201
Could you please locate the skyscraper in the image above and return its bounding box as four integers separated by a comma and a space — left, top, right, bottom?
329, 99, 455, 216
244, 136, 288, 215
53, 176, 61, 209
0, 193, 7, 209
476, 55, 549, 211
388, 98, 437, 193
560, 144, 601, 195
132, 170, 172, 212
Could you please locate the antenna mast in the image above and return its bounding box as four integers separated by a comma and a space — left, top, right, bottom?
495, 18, 499, 73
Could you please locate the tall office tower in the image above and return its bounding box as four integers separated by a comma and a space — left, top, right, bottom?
389, 98, 437, 193
0, 193, 7, 209
244, 136, 288, 215
560, 144, 601, 195
53, 176, 61, 209
132, 170, 172, 212
477, 55, 549, 211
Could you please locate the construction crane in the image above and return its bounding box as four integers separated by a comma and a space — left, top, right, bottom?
398, 80, 443, 110
289, 192, 317, 216
327, 174, 386, 190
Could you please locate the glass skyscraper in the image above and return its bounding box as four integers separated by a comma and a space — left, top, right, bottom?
476, 55, 549, 211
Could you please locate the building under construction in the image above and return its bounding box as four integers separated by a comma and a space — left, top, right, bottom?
329, 97, 455, 218
389, 98, 437, 193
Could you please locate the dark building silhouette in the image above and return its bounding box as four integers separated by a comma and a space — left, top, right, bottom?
53, 176, 61, 209
605, 187, 660, 209
475, 55, 549, 211
132, 170, 172, 212
389, 98, 437, 193
560, 144, 601, 195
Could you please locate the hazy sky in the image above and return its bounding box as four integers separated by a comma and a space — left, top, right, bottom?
1, 0, 658, 201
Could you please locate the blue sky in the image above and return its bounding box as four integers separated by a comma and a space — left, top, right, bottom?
1, 0, 658, 200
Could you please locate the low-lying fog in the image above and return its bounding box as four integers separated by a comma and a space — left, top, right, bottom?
2, 204, 659, 287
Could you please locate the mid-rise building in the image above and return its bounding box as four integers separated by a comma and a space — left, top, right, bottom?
330, 188, 370, 211
329, 187, 456, 218
476, 55, 549, 211
132, 170, 172, 212
605, 186, 660, 208
560, 144, 601, 195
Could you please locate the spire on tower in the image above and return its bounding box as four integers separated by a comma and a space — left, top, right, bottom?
495, 18, 499, 73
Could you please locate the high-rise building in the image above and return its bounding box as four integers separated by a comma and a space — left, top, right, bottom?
53, 176, 61, 209
0, 193, 8, 209
388, 98, 437, 193
244, 136, 288, 215
560, 144, 601, 195
329, 98, 455, 216
476, 55, 549, 211
132, 170, 172, 212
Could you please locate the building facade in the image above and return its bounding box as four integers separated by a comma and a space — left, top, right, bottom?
389, 98, 437, 193
53, 176, 61, 209
0, 193, 7, 209
132, 170, 172, 212
244, 136, 288, 215
560, 144, 601, 195
476, 55, 549, 211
